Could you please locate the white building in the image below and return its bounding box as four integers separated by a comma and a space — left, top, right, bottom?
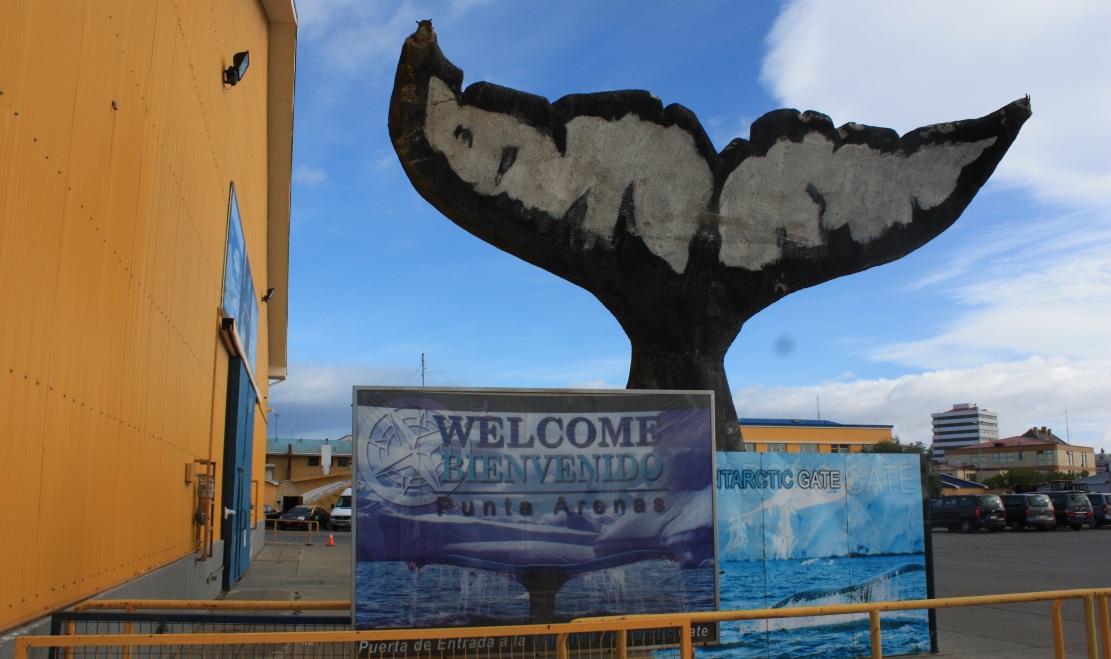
931, 403, 999, 458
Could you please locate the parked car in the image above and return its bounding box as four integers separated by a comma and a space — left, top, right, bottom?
277, 505, 330, 531
1085, 493, 1111, 528
263, 504, 280, 528
329, 488, 353, 531
930, 494, 1006, 532
1045, 491, 1094, 530
1000, 493, 1055, 531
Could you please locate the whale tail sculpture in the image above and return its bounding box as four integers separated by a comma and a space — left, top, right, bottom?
388, 21, 1031, 450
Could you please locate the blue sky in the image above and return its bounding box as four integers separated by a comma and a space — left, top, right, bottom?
270, 0, 1111, 452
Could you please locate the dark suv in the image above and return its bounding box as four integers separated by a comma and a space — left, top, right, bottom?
1045, 491, 1094, 529
1000, 493, 1055, 531
1085, 493, 1111, 528
930, 495, 1006, 532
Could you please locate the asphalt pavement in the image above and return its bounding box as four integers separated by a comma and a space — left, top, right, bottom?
929, 527, 1109, 658
227, 526, 1111, 657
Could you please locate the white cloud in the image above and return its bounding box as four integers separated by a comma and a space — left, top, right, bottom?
267, 361, 417, 438
565, 379, 621, 390
705, 114, 757, 154
267, 359, 626, 439
295, 0, 494, 75
733, 356, 1111, 452
292, 164, 328, 186
295, 1, 424, 75
762, 0, 1111, 208
870, 219, 1111, 370
753, 0, 1111, 456
496, 357, 630, 390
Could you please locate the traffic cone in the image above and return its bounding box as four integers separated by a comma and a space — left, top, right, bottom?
327, 533, 335, 547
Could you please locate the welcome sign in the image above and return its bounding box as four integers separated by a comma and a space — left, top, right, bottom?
352, 387, 718, 644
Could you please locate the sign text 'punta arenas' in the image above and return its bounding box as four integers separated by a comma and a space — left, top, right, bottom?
432, 412, 665, 486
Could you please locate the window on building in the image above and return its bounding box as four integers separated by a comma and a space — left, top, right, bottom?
1036, 451, 1046, 466
307, 457, 320, 467
830, 444, 850, 454
335, 457, 350, 468
798, 444, 818, 453
766, 443, 787, 452
1067, 451, 1074, 467
1081, 453, 1088, 467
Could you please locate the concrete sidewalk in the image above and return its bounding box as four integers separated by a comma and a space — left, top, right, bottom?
223, 536, 352, 604
226, 531, 1100, 658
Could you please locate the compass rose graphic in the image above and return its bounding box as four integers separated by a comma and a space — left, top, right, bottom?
360, 401, 461, 507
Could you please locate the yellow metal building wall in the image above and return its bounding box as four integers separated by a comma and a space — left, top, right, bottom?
0, 0, 274, 632
742, 425, 893, 452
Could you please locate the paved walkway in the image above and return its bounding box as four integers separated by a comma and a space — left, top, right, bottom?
224, 535, 352, 604
227, 530, 1102, 658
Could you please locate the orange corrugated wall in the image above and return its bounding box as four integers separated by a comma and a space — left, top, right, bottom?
0, 0, 273, 631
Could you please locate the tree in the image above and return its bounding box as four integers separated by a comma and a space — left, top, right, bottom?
982, 469, 1084, 492
860, 436, 928, 454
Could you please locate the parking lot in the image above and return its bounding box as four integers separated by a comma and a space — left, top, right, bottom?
929, 525, 1111, 657
932, 525, 1109, 595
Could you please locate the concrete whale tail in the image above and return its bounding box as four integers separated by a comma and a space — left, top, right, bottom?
389, 21, 1030, 451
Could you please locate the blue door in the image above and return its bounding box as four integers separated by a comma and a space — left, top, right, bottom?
222, 357, 255, 589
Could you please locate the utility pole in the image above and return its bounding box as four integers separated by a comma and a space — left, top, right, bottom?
421, 353, 426, 387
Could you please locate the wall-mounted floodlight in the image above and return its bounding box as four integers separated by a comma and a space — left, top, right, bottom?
223, 51, 250, 86
261, 287, 276, 303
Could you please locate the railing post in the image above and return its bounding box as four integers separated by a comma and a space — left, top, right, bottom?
1084, 595, 1098, 659
64, 620, 76, 659
123, 603, 135, 659
680, 620, 692, 659
1099, 596, 1111, 659
1054, 600, 1067, 659
869, 609, 883, 659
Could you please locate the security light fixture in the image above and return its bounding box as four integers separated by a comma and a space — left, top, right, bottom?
262, 287, 276, 303
223, 51, 250, 86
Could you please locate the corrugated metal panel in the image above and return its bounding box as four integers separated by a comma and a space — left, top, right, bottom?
0, 12, 33, 587
1, 0, 277, 630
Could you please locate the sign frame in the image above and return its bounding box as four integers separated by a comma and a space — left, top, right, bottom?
351, 386, 719, 644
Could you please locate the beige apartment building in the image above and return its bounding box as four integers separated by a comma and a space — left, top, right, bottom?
944, 427, 1095, 482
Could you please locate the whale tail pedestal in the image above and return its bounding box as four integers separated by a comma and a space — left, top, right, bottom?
512, 569, 576, 623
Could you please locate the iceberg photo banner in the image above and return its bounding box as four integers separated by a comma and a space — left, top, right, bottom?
712, 452, 934, 659
352, 387, 718, 644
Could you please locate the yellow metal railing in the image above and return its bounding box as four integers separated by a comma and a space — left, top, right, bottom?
579, 587, 1111, 659
18, 616, 692, 659
31, 587, 1111, 659
73, 599, 350, 612
64, 599, 351, 659
268, 518, 321, 543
